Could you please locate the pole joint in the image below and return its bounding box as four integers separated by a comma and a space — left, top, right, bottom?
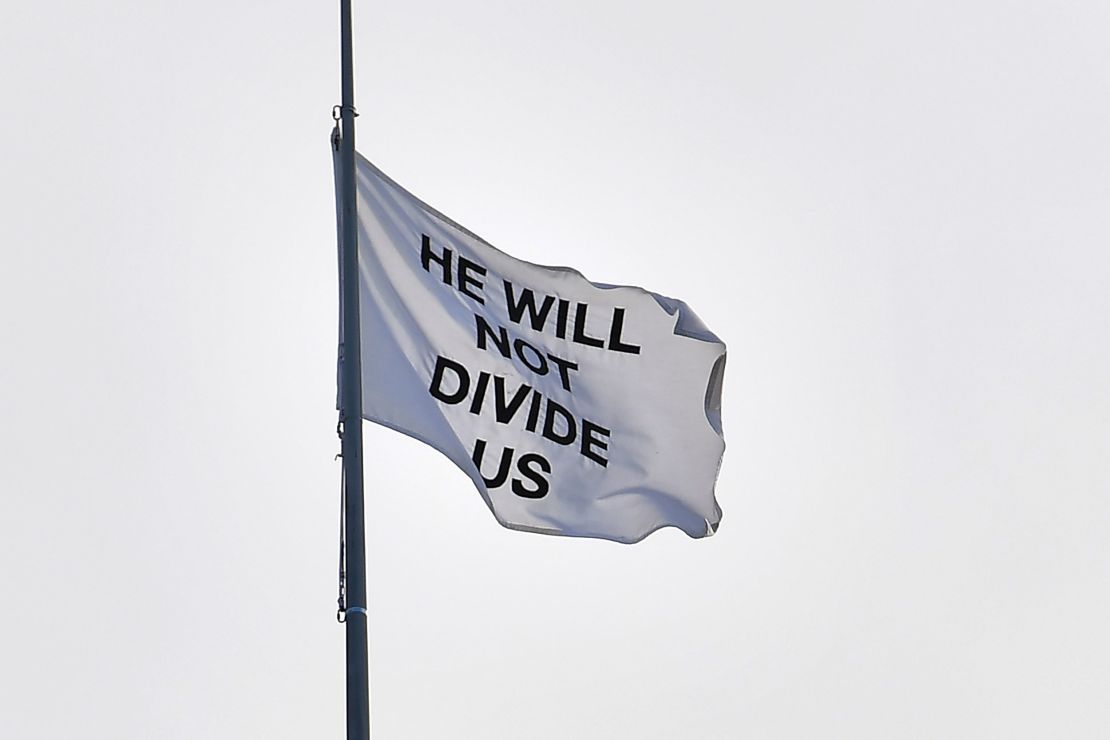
333, 104, 360, 120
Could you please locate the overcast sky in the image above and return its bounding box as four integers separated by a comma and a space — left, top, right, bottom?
2, 1, 1108, 738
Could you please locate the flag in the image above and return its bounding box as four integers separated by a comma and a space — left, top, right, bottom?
336, 151, 726, 543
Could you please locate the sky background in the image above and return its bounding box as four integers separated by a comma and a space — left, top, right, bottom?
2, 1, 1109, 738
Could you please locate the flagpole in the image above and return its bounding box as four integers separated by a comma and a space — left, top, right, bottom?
338, 0, 371, 737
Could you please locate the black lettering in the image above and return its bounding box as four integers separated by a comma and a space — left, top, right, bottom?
607, 307, 641, 354
468, 371, 490, 415
493, 376, 532, 424
572, 302, 605, 348
524, 391, 542, 432
580, 420, 610, 467
457, 256, 486, 303
504, 281, 556, 330
421, 234, 452, 285
472, 439, 512, 488
475, 314, 511, 358
555, 298, 570, 339
546, 354, 578, 392
541, 399, 576, 445
513, 453, 551, 499
513, 338, 548, 375
429, 355, 468, 404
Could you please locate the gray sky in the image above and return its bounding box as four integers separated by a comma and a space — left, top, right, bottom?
2, 1, 1108, 738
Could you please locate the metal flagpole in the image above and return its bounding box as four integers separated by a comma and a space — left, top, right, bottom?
338, 0, 370, 737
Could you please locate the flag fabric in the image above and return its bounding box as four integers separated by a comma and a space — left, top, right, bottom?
336, 151, 726, 543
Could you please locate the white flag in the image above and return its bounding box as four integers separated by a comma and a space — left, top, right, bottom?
338, 152, 726, 543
